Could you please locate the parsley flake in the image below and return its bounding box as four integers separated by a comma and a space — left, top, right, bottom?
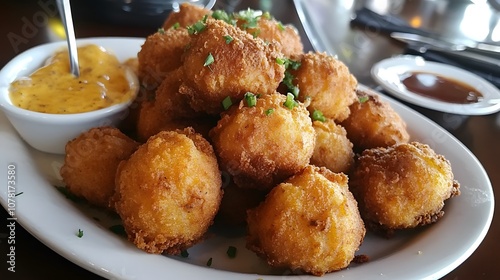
157, 27, 165, 34
223, 35, 233, 44
358, 95, 369, 103
204, 53, 214, 67
171, 22, 180, 29
76, 229, 84, 238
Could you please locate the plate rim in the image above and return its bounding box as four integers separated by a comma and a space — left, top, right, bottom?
0, 37, 495, 280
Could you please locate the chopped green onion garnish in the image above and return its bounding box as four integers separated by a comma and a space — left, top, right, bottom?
212, 10, 236, 25
223, 35, 233, 44
262, 11, 272, 20
312, 110, 326, 122
187, 15, 208, 34
157, 27, 165, 34
277, 22, 285, 31
204, 53, 214, 67
236, 8, 260, 29
244, 92, 257, 107
206, 257, 213, 266
76, 229, 84, 238
276, 57, 286, 65
265, 108, 274, 116
358, 95, 369, 103
222, 96, 232, 110
172, 22, 180, 29
180, 250, 189, 258
283, 93, 298, 110
283, 71, 299, 98
226, 246, 237, 258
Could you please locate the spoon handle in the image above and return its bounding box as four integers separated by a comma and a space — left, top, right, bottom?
57, 0, 80, 77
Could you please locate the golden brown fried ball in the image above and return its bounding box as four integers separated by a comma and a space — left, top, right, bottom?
246, 165, 365, 276
180, 18, 285, 114
60, 127, 139, 209
238, 13, 303, 57
209, 92, 315, 191
137, 28, 190, 91
154, 68, 203, 120
341, 90, 410, 151
113, 128, 222, 254
350, 142, 460, 236
162, 2, 211, 29
291, 52, 357, 122
310, 120, 354, 173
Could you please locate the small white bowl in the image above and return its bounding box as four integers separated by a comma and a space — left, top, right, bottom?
0, 38, 139, 154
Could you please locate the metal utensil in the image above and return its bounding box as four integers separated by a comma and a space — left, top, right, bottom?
390, 32, 500, 69
56, 0, 79, 77
390, 32, 500, 54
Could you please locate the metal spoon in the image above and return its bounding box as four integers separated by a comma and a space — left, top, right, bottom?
56, 0, 79, 77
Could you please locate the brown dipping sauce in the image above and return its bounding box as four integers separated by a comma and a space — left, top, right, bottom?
400, 71, 483, 104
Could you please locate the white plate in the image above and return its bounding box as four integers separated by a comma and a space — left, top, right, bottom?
0, 38, 494, 279
371, 55, 500, 115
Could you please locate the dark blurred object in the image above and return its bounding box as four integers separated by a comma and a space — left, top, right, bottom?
351, 6, 500, 88
87, 0, 216, 27
351, 7, 434, 37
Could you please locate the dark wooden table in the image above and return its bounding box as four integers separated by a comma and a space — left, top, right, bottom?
1, 0, 498, 279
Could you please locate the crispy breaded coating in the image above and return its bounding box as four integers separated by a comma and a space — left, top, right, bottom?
290, 52, 357, 122
154, 68, 203, 120
180, 18, 285, 114
137, 28, 190, 91
311, 120, 354, 173
341, 90, 410, 151
209, 92, 315, 191
60, 127, 139, 209
350, 142, 460, 236
113, 128, 222, 254
162, 2, 211, 29
246, 165, 365, 276
237, 12, 303, 57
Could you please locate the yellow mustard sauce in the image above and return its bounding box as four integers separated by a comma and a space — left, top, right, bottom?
9, 44, 135, 114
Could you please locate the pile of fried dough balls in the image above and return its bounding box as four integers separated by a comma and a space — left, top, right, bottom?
59, 3, 460, 276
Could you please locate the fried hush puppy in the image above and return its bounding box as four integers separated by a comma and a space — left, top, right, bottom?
246, 165, 365, 276
137, 27, 190, 91
113, 128, 223, 254
162, 2, 212, 29
290, 52, 358, 122
235, 11, 303, 57
60, 127, 139, 209
350, 142, 460, 236
341, 90, 410, 151
209, 92, 315, 191
311, 120, 354, 173
180, 18, 285, 114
